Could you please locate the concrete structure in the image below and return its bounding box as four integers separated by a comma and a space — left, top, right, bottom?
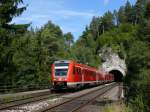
99, 48, 127, 81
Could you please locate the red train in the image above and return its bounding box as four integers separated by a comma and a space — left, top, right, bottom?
51, 60, 114, 89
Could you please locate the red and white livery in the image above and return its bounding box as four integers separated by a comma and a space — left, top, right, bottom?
51, 60, 114, 89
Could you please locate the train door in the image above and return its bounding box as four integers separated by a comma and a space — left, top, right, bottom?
96, 71, 98, 85
81, 68, 84, 87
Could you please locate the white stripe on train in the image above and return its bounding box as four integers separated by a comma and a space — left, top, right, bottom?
55, 66, 68, 69
67, 80, 112, 86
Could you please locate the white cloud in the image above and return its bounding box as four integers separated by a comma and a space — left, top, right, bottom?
48, 10, 99, 19
12, 0, 101, 38
104, 0, 110, 5
12, 9, 99, 23
12, 15, 49, 23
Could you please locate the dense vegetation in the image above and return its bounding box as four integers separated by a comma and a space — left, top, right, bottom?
0, 0, 149, 111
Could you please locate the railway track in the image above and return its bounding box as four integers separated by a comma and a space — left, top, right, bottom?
0, 82, 118, 112
38, 82, 117, 112
0, 90, 65, 111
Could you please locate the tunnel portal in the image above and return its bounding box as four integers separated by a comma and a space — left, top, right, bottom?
109, 70, 123, 82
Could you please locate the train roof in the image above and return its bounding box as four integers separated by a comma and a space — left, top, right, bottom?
74, 61, 97, 71
53, 60, 99, 71
53, 60, 108, 74
54, 60, 70, 63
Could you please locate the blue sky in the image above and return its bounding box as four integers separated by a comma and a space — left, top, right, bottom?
12, 0, 136, 40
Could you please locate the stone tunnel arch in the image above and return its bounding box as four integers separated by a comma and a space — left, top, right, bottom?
109, 70, 124, 82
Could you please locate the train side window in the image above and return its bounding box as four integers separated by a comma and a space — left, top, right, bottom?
78, 68, 81, 75
76, 68, 78, 74
86, 70, 88, 75
78, 68, 79, 74
74, 67, 78, 74
74, 67, 81, 75
77, 68, 79, 74
73, 67, 76, 74
87, 70, 90, 76
89, 70, 91, 75
82, 69, 85, 75
84, 70, 86, 75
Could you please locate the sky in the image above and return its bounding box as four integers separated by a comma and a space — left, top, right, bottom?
12, 0, 136, 40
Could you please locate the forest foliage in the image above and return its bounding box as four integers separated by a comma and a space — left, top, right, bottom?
0, 0, 149, 111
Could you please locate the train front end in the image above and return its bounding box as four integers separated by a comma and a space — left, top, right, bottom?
51, 60, 71, 89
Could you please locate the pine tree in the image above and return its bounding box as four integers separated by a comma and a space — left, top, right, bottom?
101, 11, 114, 33
89, 16, 101, 40
138, 1, 150, 42
134, 0, 145, 24
113, 10, 119, 26
118, 6, 126, 24
64, 32, 74, 48
125, 1, 133, 24
144, 1, 150, 18
0, 0, 28, 86
0, 0, 28, 30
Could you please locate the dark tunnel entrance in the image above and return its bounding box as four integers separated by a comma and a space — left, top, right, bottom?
109, 70, 123, 82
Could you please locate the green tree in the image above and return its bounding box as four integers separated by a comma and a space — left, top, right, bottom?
101, 11, 114, 33
118, 6, 126, 24
0, 0, 28, 86
133, 0, 145, 24
89, 17, 101, 40
125, 1, 134, 24
64, 32, 74, 48
136, 1, 150, 42
144, 1, 150, 18
126, 41, 150, 112
13, 32, 37, 86
113, 10, 119, 26
12, 20, 66, 86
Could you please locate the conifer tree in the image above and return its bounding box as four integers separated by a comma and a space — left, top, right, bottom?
64, 32, 74, 48
101, 11, 114, 33
0, 0, 28, 30
118, 6, 126, 24
125, 1, 133, 23
0, 0, 28, 86
134, 0, 145, 24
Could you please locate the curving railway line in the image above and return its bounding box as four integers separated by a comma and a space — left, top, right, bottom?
0, 82, 122, 112
38, 82, 117, 112
0, 90, 67, 111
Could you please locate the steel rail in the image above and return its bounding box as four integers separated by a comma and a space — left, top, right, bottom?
72, 83, 118, 112
0, 90, 51, 104
38, 82, 116, 112
0, 91, 62, 111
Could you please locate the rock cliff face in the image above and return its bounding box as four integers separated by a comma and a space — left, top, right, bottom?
99, 47, 127, 78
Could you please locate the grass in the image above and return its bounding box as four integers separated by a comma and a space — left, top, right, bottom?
103, 102, 133, 112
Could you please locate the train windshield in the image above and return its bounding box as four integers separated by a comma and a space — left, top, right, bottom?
55, 69, 68, 76
55, 63, 69, 66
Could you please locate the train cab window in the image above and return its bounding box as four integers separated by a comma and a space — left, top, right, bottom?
55, 63, 69, 66
55, 69, 68, 76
